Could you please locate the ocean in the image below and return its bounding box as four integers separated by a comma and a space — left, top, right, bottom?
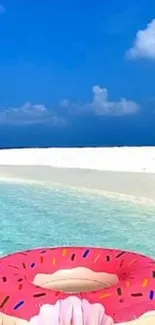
0, 181, 155, 257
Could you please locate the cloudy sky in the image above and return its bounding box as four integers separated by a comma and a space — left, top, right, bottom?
0, 0, 155, 147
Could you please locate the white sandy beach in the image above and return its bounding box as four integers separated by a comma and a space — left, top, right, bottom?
0, 147, 155, 202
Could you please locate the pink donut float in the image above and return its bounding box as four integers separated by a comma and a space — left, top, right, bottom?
0, 246, 155, 324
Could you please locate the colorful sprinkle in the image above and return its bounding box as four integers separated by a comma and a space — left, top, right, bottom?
40, 256, 44, 264
18, 278, 23, 282
99, 293, 111, 299
139, 254, 147, 258
83, 249, 90, 258
142, 278, 149, 287
52, 258, 56, 266
14, 301, 24, 310
33, 293, 46, 298
30, 263, 35, 268
149, 290, 154, 300
2, 276, 7, 282
152, 271, 155, 278
116, 251, 126, 258
0, 296, 10, 308
8, 265, 19, 269
126, 281, 131, 288
22, 263, 26, 269
41, 250, 47, 254
120, 260, 124, 267
131, 293, 143, 297
18, 284, 23, 290
71, 253, 75, 261
93, 255, 100, 263
106, 255, 110, 262
62, 249, 67, 257
117, 288, 122, 296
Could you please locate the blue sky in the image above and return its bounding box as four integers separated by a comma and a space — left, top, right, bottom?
0, 0, 155, 147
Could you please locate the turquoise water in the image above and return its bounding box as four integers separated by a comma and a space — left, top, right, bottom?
0, 181, 155, 257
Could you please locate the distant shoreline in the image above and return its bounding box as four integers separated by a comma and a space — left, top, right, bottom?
0, 165, 155, 203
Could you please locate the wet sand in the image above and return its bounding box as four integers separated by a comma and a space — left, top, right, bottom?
0, 165, 154, 201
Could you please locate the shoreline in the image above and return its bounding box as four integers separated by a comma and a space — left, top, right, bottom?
0, 165, 155, 204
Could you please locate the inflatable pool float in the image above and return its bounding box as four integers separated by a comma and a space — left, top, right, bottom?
0, 246, 155, 325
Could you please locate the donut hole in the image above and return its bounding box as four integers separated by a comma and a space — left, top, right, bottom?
33, 267, 119, 293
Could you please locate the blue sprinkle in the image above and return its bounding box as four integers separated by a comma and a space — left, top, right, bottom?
83, 249, 90, 258
30, 262, 35, 268
149, 290, 154, 300
14, 301, 24, 310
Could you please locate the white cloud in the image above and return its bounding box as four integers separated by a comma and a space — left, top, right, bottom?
126, 19, 155, 59
0, 4, 5, 13
0, 102, 65, 126
60, 85, 140, 116
0, 86, 140, 126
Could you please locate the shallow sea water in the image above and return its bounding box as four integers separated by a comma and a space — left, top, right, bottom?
0, 181, 155, 257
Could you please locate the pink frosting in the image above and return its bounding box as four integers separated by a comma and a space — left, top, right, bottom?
29, 296, 114, 325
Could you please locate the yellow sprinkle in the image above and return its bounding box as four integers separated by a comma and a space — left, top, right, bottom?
142, 278, 149, 287
52, 258, 56, 266
93, 255, 100, 263
126, 281, 131, 288
62, 248, 67, 257
99, 293, 111, 299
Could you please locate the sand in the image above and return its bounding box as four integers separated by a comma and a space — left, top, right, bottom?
0, 147, 155, 202
0, 147, 155, 172
0, 165, 155, 202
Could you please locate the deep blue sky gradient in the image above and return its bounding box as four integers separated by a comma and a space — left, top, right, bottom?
0, 0, 155, 147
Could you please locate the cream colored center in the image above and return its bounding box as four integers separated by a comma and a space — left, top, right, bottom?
33, 267, 119, 292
